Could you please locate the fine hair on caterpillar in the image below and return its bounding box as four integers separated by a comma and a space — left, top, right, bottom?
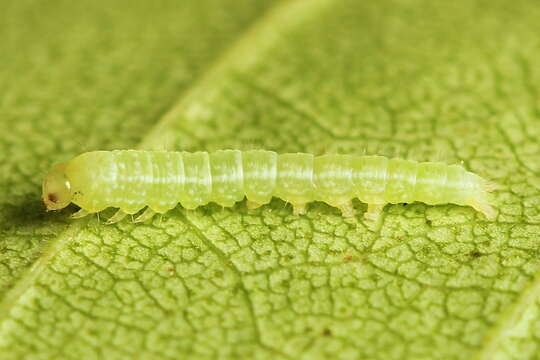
42, 150, 499, 229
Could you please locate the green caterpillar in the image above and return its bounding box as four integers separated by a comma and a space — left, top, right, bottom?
42, 150, 498, 227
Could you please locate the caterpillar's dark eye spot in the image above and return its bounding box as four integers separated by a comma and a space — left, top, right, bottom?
48, 193, 58, 203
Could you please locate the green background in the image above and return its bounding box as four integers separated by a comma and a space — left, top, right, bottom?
1, 0, 540, 359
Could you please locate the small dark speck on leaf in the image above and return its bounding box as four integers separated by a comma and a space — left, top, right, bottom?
322, 328, 332, 336
343, 255, 354, 262
426, 219, 432, 226
470, 251, 482, 258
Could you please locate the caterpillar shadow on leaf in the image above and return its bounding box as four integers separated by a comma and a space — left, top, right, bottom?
2, 197, 67, 231
42, 149, 500, 231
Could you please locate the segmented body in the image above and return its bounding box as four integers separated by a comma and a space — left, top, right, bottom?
42, 150, 498, 226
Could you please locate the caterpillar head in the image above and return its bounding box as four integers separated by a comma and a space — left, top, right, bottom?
42, 163, 72, 211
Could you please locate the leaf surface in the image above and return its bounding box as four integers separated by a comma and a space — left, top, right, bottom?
2, 1, 540, 359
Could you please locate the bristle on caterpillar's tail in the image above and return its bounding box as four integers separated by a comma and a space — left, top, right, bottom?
484, 181, 503, 192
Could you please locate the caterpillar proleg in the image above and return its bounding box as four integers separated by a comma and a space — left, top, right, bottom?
42, 150, 498, 228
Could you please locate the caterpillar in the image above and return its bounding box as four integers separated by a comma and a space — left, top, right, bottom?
42, 150, 498, 228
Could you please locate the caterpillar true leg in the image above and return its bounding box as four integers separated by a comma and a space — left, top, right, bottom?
292, 203, 307, 215
134, 207, 156, 223
337, 201, 355, 218
364, 203, 386, 230
106, 209, 128, 224
246, 200, 264, 209
70, 208, 90, 219
365, 203, 386, 220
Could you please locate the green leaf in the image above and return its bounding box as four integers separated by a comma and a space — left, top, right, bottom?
2, 0, 540, 359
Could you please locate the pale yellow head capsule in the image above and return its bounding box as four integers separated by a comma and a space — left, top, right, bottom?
42, 163, 72, 210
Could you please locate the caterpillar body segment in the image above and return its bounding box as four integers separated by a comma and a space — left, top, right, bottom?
42, 150, 498, 227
